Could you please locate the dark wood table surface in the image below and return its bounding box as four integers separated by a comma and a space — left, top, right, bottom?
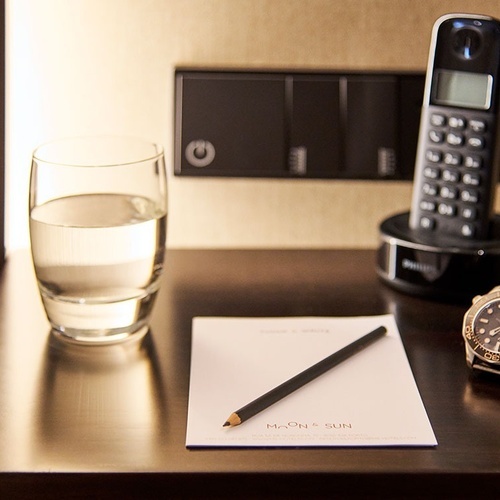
0, 249, 499, 499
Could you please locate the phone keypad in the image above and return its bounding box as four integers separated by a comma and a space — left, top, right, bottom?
415, 109, 495, 239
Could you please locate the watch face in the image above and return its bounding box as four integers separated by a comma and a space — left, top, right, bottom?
464, 295, 500, 364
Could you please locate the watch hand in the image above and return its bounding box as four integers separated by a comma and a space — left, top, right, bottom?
489, 326, 500, 336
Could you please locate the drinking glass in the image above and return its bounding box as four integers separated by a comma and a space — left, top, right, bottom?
29, 136, 167, 344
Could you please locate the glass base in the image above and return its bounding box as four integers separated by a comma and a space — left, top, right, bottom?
51, 323, 149, 346
41, 289, 157, 345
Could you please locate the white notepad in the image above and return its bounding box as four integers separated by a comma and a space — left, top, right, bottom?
186, 314, 437, 447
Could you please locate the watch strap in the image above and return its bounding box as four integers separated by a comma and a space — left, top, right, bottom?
472, 357, 500, 375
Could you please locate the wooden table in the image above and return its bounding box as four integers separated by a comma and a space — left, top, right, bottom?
0, 250, 499, 499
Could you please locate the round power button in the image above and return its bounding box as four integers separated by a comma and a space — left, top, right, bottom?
185, 140, 216, 167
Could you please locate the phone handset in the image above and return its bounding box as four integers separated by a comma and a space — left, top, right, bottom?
409, 14, 500, 240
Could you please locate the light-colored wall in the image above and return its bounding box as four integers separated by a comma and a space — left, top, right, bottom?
7, 0, 500, 250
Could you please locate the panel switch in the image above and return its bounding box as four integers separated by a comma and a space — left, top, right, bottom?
175, 72, 287, 177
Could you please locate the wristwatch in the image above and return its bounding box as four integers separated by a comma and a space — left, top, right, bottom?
463, 286, 500, 375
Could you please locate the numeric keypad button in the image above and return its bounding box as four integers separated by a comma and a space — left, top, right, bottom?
469, 119, 487, 133
449, 116, 466, 129
464, 155, 482, 169
426, 150, 442, 163
440, 186, 457, 199
423, 183, 438, 196
467, 136, 485, 150
461, 189, 479, 203
461, 207, 477, 220
438, 203, 455, 216
423, 166, 440, 179
443, 152, 462, 166
463, 173, 481, 186
429, 130, 444, 143
420, 200, 436, 212
430, 114, 446, 127
419, 216, 435, 230
447, 132, 464, 146
461, 223, 475, 238
442, 169, 460, 182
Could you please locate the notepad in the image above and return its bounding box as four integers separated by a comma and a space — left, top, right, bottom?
186, 315, 437, 447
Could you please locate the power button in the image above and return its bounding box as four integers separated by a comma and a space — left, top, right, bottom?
185, 140, 216, 167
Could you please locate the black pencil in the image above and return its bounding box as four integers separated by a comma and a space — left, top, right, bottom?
222, 325, 387, 427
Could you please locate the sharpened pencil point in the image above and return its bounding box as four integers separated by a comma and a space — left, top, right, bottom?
222, 412, 242, 428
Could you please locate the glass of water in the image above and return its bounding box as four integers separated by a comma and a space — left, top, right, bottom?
29, 136, 168, 344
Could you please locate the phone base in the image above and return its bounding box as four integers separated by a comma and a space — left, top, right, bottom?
377, 212, 500, 302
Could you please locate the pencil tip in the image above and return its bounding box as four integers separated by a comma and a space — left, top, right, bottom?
222, 412, 242, 427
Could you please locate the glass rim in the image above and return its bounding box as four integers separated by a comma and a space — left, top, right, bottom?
32, 135, 164, 168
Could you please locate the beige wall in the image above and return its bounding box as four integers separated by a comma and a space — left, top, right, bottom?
7, 0, 500, 250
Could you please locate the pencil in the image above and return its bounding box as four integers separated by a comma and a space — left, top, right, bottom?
222, 325, 387, 427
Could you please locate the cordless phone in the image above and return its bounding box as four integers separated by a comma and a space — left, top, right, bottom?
409, 14, 500, 240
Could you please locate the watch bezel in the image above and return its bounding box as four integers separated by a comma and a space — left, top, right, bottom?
463, 290, 500, 366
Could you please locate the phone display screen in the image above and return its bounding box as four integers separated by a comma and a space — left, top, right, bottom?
433, 69, 493, 109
